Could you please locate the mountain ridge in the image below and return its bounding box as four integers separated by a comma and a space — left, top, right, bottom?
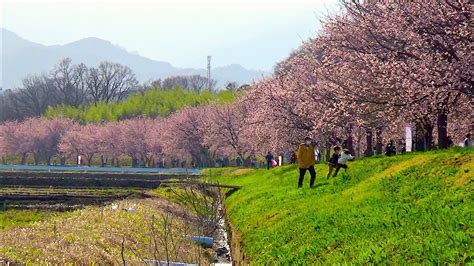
0, 28, 267, 89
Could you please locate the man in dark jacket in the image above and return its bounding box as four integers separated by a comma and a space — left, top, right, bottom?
265, 152, 274, 170
327, 146, 341, 178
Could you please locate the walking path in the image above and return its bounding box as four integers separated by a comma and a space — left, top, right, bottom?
0, 164, 201, 175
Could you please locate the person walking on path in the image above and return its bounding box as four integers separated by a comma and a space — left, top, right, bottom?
297, 137, 316, 188
265, 152, 274, 170
464, 133, 472, 148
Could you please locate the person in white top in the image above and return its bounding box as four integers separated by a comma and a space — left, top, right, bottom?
333, 149, 354, 177
464, 133, 472, 148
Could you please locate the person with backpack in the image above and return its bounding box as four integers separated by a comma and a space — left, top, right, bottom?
327, 146, 341, 179
265, 151, 274, 170
297, 137, 316, 188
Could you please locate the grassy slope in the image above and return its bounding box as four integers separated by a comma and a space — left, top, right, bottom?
209, 148, 473, 264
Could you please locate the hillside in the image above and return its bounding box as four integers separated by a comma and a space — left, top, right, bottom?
0, 28, 266, 89
209, 148, 473, 264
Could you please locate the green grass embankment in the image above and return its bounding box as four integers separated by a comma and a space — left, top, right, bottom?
209, 148, 473, 264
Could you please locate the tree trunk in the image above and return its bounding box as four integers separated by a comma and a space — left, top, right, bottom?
346, 126, 354, 155
375, 127, 383, 155
87, 155, 93, 167
414, 122, 423, 151
146, 155, 153, 168
364, 129, 373, 157
113, 156, 120, 167
325, 144, 331, 162
33, 154, 40, 165
437, 112, 448, 149
21, 153, 27, 165
424, 124, 434, 150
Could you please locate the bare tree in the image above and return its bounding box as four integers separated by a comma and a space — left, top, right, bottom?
162, 75, 217, 92
162, 76, 189, 90
151, 79, 162, 88
0, 59, 139, 121
50, 58, 89, 107
188, 75, 208, 93
87, 62, 139, 104
0, 75, 56, 120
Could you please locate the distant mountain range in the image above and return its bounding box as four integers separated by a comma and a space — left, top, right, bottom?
0, 28, 267, 90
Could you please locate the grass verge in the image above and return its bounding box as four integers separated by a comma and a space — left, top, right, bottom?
210, 148, 473, 264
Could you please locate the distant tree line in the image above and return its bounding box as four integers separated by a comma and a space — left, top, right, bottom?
0, 58, 138, 121
45, 87, 237, 123
0, 58, 229, 122
149, 75, 217, 93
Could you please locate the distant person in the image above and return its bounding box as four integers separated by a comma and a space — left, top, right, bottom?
396, 141, 405, 154
271, 158, 278, 168
385, 140, 396, 156
265, 152, 274, 170
399, 141, 406, 154
297, 137, 316, 188
101, 155, 108, 167
327, 146, 341, 179
447, 136, 454, 148
289, 150, 297, 164
236, 156, 242, 167
464, 133, 472, 148
342, 140, 348, 150
333, 149, 354, 177
316, 147, 322, 162
313, 143, 321, 163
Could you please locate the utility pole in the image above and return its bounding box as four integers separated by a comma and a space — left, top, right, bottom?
207, 56, 211, 90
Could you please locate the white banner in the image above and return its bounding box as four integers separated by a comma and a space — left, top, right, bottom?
405, 125, 412, 152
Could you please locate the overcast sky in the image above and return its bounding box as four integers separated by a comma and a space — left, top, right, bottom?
2, 0, 340, 70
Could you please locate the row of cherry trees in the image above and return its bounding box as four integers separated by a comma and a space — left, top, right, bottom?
243, 0, 472, 156
0, 1, 471, 166
0, 104, 252, 166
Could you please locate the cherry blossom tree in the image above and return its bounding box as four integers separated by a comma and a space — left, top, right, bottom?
316, 1, 472, 149
201, 102, 256, 164
0, 118, 73, 165
162, 107, 212, 167
60, 123, 102, 166
116, 118, 163, 167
